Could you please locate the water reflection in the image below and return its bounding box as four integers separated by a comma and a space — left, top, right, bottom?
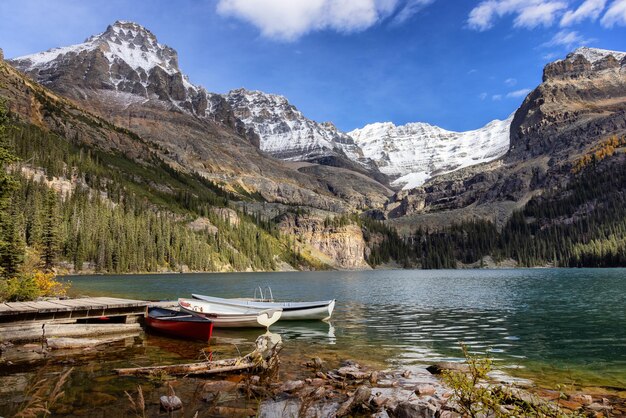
65, 268, 626, 387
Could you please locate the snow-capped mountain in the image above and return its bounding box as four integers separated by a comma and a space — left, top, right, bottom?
10, 21, 227, 118
349, 115, 513, 190
10, 19, 515, 191
224, 88, 376, 169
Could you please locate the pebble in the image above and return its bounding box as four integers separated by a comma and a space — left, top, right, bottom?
160, 395, 182, 411
370, 370, 380, 384
280, 380, 304, 392
426, 362, 470, 375
415, 384, 436, 396
337, 366, 371, 380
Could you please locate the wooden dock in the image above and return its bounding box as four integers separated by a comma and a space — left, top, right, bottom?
0, 297, 150, 324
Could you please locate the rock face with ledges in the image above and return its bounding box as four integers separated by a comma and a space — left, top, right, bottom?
224, 88, 387, 183
278, 213, 371, 270
510, 46, 626, 160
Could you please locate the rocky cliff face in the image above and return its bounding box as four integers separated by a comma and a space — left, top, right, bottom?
386, 47, 626, 228
278, 214, 370, 270
509, 47, 626, 161
224, 88, 387, 183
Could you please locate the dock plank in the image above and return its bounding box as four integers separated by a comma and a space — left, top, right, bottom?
21, 301, 72, 312
0, 297, 151, 323
52, 299, 110, 309
94, 297, 146, 305
4, 302, 39, 313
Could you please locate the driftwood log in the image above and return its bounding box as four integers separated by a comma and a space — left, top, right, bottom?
115, 332, 282, 376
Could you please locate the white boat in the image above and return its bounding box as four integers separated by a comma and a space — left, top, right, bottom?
191, 293, 336, 321
178, 298, 282, 328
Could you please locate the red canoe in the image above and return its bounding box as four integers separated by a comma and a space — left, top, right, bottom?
145, 307, 214, 341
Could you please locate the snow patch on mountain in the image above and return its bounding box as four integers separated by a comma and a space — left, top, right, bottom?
565, 47, 626, 64
13, 20, 180, 76
225, 88, 367, 164
349, 115, 513, 190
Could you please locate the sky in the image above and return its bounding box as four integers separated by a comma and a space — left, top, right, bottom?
0, 0, 624, 132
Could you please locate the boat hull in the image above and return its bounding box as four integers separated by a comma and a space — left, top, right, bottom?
192, 294, 335, 321
178, 299, 282, 328
145, 308, 213, 341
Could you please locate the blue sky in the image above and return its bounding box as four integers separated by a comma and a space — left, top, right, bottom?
0, 0, 624, 131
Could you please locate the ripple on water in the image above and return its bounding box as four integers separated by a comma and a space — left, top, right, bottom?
63, 268, 626, 388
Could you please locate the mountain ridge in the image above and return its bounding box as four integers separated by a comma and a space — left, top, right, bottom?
8, 20, 520, 190
9, 21, 393, 212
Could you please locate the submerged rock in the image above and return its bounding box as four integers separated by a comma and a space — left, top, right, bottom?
391, 401, 437, 418
258, 397, 340, 418
280, 380, 305, 392
160, 395, 182, 411
426, 362, 469, 375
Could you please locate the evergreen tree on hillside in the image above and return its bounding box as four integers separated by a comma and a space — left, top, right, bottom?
41, 189, 60, 270
0, 100, 23, 277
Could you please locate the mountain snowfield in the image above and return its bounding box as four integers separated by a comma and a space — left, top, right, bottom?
564, 46, 626, 64
348, 115, 513, 189
9, 21, 624, 192
225, 88, 367, 164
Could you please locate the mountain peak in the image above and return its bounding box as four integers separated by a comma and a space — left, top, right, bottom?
543, 46, 625, 81
567, 46, 626, 64
12, 20, 179, 76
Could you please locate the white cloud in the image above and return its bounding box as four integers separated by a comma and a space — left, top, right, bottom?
601, 0, 626, 26
478, 92, 488, 100
468, 0, 568, 31
216, 0, 434, 40
515, 1, 569, 27
393, 0, 435, 23
504, 77, 517, 86
542, 29, 594, 47
506, 88, 532, 98
492, 94, 503, 100
561, 0, 606, 26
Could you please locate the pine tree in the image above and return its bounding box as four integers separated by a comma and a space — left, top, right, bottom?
0, 100, 22, 277
41, 189, 60, 270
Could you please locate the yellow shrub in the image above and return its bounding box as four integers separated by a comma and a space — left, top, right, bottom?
33, 271, 69, 297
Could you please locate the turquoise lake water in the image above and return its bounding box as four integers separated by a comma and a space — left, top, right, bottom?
66, 268, 626, 389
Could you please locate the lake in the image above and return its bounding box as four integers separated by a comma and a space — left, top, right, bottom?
2, 268, 625, 416
65, 268, 626, 389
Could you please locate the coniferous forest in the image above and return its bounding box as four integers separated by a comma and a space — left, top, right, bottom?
0, 100, 308, 279
366, 149, 626, 269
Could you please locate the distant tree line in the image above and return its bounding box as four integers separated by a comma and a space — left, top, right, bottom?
363, 148, 626, 269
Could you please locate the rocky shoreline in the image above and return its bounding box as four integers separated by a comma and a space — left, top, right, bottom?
252, 359, 624, 417
2, 331, 626, 417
